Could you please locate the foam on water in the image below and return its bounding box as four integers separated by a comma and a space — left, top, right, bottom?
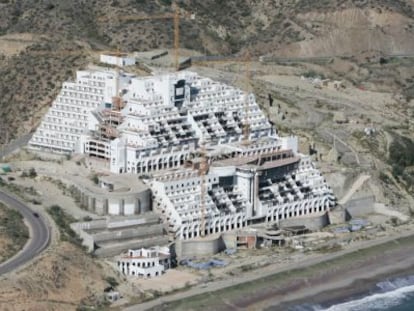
321, 284, 414, 311
289, 275, 414, 311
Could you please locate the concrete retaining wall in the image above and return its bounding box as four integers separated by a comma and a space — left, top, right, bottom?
328, 206, 351, 225
94, 236, 170, 257
93, 224, 164, 243
73, 185, 151, 216
70, 213, 167, 254
279, 212, 329, 231
175, 235, 226, 259
345, 195, 375, 217
71, 223, 96, 251
107, 215, 159, 229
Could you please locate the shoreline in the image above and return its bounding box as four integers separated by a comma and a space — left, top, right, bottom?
271, 261, 414, 311
253, 236, 414, 311
132, 231, 414, 311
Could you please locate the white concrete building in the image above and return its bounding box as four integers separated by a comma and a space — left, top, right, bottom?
100, 53, 136, 67
29, 66, 337, 243
117, 246, 170, 277
28, 67, 125, 153
28, 66, 140, 154
105, 71, 273, 174
150, 139, 335, 241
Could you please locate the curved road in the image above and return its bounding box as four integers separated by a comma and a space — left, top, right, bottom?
0, 190, 50, 275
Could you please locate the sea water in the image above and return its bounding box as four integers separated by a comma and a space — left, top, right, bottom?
289, 275, 414, 311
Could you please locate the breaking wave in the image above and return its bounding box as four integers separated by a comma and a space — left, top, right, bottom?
289, 275, 414, 311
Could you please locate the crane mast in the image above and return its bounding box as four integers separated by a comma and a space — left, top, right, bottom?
199, 140, 208, 237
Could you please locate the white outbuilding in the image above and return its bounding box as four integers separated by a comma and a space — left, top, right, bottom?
100, 53, 136, 67
117, 246, 170, 278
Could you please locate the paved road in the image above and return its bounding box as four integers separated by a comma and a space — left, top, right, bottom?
124, 229, 414, 311
0, 133, 32, 160
0, 190, 50, 275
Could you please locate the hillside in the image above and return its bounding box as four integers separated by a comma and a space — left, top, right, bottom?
0, 2, 414, 309
0, 201, 28, 263
0, 0, 414, 139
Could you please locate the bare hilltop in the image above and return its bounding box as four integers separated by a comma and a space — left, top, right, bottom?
0, 0, 413, 139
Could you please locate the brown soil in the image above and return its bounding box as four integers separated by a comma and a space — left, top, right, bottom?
0, 242, 109, 311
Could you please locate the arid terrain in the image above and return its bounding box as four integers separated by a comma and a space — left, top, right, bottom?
0, 1, 414, 310
0, 201, 28, 264
0, 242, 110, 311
0, 0, 414, 139
0, 55, 413, 309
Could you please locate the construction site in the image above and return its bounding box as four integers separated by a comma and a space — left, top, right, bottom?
24, 45, 338, 253
13, 39, 406, 263
0, 0, 414, 311
0, 46, 412, 309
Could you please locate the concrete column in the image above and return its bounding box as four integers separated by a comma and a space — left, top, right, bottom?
103, 198, 108, 215
120, 199, 125, 216
80, 193, 85, 209
91, 197, 96, 213
253, 171, 260, 216
134, 198, 140, 214
81, 194, 85, 209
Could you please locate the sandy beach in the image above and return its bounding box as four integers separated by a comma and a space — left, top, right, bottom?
265, 247, 414, 310
126, 231, 414, 311
272, 267, 414, 311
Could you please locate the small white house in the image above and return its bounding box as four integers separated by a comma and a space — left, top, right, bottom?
117, 246, 170, 278
100, 53, 136, 67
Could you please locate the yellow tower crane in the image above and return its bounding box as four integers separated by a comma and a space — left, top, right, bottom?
242, 52, 251, 145
100, 5, 195, 71
193, 53, 253, 236
199, 140, 208, 237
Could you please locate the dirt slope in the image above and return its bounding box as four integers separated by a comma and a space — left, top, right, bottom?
0, 242, 108, 311
0, 0, 413, 139
275, 8, 414, 57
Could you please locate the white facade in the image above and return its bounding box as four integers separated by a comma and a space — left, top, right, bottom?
117, 246, 170, 278
29, 68, 118, 153
150, 142, 336, 241
29, 69, 273, 164
100, 53, 136, 67
29, 67, 336, 243
106, 71, 273, 174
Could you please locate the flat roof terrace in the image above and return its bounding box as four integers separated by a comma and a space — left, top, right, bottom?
211, 150, 296, 168
65, 173, 149, 198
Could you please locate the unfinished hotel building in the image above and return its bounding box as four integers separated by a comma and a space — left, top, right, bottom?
29, 65, 336, 241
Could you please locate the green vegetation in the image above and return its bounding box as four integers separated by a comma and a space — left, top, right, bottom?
20, 168, 37, 178
379, 171, 392, 184
0, 0, 412, 140
0, 177, 40, 201
403, 84, 414, 101
47, 205, 83, 247
388, 132, 414, 188
0, 202, 29, 263
303, 70, 325, 79
0, 42, 88, 141
104, 276, 119, 288
91, 174, 99, 185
